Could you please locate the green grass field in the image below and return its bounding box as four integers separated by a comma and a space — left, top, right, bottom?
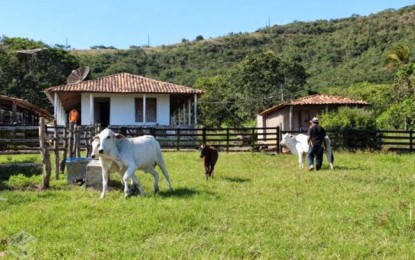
1, 151, 415, 259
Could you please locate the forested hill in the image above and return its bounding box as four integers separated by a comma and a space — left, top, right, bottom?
73, 5, 415, 90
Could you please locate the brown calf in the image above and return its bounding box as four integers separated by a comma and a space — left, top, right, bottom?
199, 144, 219, 180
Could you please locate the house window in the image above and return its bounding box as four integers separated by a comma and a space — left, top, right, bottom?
135, 97, 157, 122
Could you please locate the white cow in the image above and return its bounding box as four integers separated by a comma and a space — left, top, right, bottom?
95, 128, 173, 198
280, 133, 334, 170
91, 137, 129, 186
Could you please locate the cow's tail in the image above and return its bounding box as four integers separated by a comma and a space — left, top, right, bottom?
157, 153, 174, 191
325, 136, 334, 170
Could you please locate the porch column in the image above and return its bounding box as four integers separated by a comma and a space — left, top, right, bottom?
188, 99, 191, 126
54, 92, 58, 121
143, 94, 147, 124
194, 94, 198, 126
89, 93, 94, 125
182, 104, 186, 126
177, 107, 181, 126
11, 101, 17, 123
289, 105, 293, 131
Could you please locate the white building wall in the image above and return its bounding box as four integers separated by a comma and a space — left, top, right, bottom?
81, 93, 170, 125
81, 93, 91, 125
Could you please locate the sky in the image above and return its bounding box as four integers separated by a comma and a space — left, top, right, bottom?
1, 0, 414, 50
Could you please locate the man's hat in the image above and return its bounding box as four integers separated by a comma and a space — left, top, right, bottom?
311, 117, 319, 123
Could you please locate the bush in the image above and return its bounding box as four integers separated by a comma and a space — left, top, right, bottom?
321, 107, 376, 130
376, 98, 415, 130
320, 107, 378, 151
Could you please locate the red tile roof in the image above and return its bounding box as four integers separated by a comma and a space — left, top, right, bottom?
44, 72, 203, 94
44, 72, 203, 111
258, 94, 370, 115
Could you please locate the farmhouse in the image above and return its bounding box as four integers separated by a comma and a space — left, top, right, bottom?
44, 72, 203, 127
256, 94, 369, 145
0, 94, 52, 125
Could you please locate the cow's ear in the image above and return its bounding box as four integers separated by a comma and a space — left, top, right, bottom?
115, 133, 126, 139
93, 135, 99, 141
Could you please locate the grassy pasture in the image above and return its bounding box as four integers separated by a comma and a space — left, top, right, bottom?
1, 151, 415, 259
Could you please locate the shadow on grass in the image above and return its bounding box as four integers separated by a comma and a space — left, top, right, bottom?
220, 176, 251, 183
328, 165, 365, 171
158, 187, 203, 198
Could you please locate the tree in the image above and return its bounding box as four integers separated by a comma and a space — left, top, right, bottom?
384, 44, 410, 70
376, 98, 415, 129
0, 37, 79, 109
195, 76, 242, 127
226, 51, 307, 123
378, 44, 415, 128
196, 51, 308, 127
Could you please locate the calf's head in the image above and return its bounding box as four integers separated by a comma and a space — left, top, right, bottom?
199, 144, 209, 158
90, 136, 100, 159
96, 128, 126, 157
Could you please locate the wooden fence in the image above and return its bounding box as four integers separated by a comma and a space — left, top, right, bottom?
1, 125, 415, 154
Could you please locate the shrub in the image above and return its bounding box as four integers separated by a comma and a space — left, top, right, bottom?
321, 106, 376, 130
320, 107, 378, 151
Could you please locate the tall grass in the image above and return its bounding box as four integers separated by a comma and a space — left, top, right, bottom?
1, 151, 415, 258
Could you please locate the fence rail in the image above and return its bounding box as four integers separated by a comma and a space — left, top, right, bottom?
0, 125, 415, 154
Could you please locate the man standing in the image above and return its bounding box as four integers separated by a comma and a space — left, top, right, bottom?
307, 117, 326, 171
68, 108, 79, 125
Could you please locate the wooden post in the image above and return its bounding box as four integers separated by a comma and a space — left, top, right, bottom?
68, 124, 74, 158
276, 126, 280, 154
176, 128, 181, 151
39, 117, 51, 189
53, 120, 60, 180
60, 125, 68, 173
75, 125, 81, 158
202, 127, 207, 144
85, 126, 91, 157
226, 128, 230, 153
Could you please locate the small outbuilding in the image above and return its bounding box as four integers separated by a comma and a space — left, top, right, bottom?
256, 94, 370, 145
44, 72, 203, 127
0, 94, 52, 125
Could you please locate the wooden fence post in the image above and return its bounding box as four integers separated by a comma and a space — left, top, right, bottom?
60, 125, 68, 173
176, 128, 181, 151
68, 124, 74, 158
250, 128, 255, 152
53, 120, 60, 180
226, 128, 230, 153
75, 125, 81, 158
39, 117, 51, 189
202, 127, 207, 144
276, 126, 280, 154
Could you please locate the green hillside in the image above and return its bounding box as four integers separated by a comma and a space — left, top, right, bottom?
1, 5, 415, 128
73, 5, 415, 90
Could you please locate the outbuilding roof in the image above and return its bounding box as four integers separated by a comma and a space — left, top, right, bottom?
258, 94, 370, 116
0, 94, 52, 120
44, 72, 203, 111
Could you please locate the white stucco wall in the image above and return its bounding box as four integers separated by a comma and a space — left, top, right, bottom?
81, 93, 170, 125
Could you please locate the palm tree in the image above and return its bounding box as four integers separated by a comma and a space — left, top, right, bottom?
384, 44, 410, 70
